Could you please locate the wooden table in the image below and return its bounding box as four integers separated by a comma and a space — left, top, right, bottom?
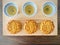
2, 0, 60, 44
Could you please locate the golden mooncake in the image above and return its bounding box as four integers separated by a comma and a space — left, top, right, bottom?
39, 20, 54, 34
7, 20, 22, 34
24, 20, 37, 34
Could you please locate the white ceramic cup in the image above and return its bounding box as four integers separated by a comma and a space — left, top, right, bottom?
4, 2, 18, 17
42, 1, 56, 17
22, 2, 37, 17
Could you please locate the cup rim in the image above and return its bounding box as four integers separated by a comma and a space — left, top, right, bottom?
4, 2, 18, 17
42, 1, 57, 17
22, 1, 37, 17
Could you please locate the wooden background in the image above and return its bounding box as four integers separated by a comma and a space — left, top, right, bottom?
0, 0, 60, 45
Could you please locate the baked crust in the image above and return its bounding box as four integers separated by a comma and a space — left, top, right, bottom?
39, 20, 54, 34
24, 20, 37, 34
7, 20, 22, 34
